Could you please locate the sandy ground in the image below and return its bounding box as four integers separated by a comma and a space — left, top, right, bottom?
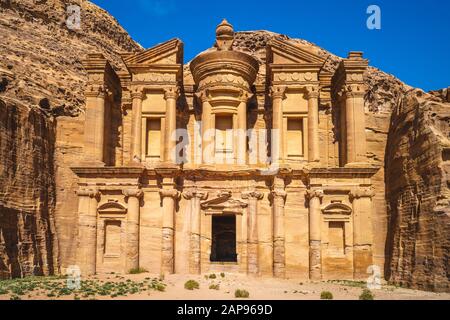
1, 273, 449, 300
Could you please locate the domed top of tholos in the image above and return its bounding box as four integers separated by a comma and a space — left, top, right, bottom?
190, 20, 260, 93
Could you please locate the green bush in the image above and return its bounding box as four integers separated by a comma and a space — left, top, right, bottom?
359, 289, 375, 300
235, 289, 250, 298
320, 291, 333, 300
209, 284, 220, 290
220, 273, 225, 278
209, 274, 217, 279
184, 280, 200, 290
129, 267, 148, 275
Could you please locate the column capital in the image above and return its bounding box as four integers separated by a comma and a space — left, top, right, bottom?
270, 86, 287, 100
130, 86, 145, 100
159, 189, 181, 200
343, 84, 365, 99
123, 189, 144, 199
306, 189, 324, 201
349, 187, 375, 201
182, 190, 208, 200
271, 190, 287, 200
76, 188, 100, 199
238, 90, 253, 103
242, 191, 264, 201
305, 85, 320, 99
85, 85, 106, 98
164, 86, 180, 100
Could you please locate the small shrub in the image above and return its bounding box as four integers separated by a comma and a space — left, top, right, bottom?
209, 274, 217, 279
209, 284, 220, 290
235, 289, 250, 298
220, 273, 225, 278
320, 291, 333, 300
129, 267, 148, 275
359, 289, 375, 300
184, 280, 200, 290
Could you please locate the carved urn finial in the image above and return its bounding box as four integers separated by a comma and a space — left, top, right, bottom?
215, 19, 234, 51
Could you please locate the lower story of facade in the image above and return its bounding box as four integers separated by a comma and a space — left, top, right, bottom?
72, 166, 378, 280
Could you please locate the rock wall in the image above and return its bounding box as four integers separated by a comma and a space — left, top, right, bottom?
385, 90, 450, 292
0, 97, 58, 279
0, 0, 141, 278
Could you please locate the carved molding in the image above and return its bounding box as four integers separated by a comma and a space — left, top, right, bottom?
342, 84, 366, 99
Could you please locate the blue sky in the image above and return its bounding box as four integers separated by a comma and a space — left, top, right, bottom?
91, 0, 449, 91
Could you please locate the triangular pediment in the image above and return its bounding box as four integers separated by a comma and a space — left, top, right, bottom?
268, 38, 325, 65
122, 38, 183, 66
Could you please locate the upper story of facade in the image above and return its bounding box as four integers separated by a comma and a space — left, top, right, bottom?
81, 20, 370, 172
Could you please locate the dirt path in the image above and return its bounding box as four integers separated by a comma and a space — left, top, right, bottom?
1, 273, 449, 300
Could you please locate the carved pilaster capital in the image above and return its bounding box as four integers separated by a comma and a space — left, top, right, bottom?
343, 84, 365, 99
270, 86, 287, 100
85, 85, 106, 98
305, 85, 320, 99
242, 191, 264, 201
77, 188, 100, 199
123, 189, 144, 199
349, 188, 375, 201
306, 189, 324, 201
238, 90, 253, 103
159, 189, 181, 200
183, 190, 208, 201
164, 87, 180, 100
271, 190, 287, 200
130, 86, 145, 100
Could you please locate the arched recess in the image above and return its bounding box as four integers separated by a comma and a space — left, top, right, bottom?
98, 201, 127, 216
322, 202, 352, 256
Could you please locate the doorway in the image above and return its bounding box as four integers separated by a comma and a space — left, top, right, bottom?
210, 215, 237, 262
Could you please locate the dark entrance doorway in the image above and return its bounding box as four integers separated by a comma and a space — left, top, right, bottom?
211, 215, 237, 262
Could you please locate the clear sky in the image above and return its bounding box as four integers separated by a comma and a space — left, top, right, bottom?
91, 0, 449, 91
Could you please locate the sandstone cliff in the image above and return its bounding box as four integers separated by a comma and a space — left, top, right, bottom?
0, 0, 141, 279
0, 1, 448, 292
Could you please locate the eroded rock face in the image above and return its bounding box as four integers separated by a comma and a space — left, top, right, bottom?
0, 0, 141, 279
385, 91, 450, 292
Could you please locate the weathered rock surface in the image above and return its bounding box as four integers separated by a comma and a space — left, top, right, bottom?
0, 0, 141, 279
0, 1, 448, 291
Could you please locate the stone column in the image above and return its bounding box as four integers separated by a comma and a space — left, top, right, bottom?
131, 88, 144, 163
164, 87, 179, 164
272, 189, 287, 278
306, 86, 320, 162
343, 85, 367, 164
84, 87, 106, 164
350, 188, 374, 279
199, 92, 214, 165
237, 93, 248, 165
76, 188, 100, 276
183, 190, 208, 274
242, 191, 264, 276
307, 189, 324, 280
159, 189, 180, 274
270, 86, 286, 164
123, 189, 143, 272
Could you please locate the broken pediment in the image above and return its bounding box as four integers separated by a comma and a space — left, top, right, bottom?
201, 192, 247, 215
121, 38, 183, 67
267, 38, 325, 65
